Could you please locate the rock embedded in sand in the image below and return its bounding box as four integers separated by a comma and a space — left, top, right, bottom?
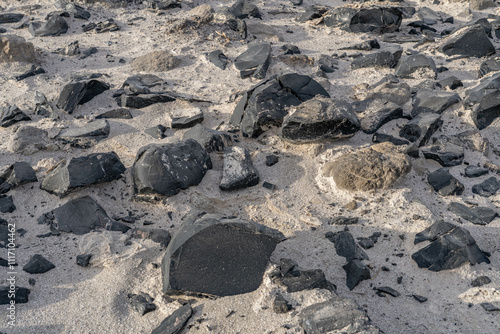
131, 50, 179, 72
421, 135, 464, 167
399, 112, 442, 147
57, 79, 110, 114
230, 0, 261, 19
351, 47, 402, 70
0, 162, 37, 194
439, 25, 495, 58
0, 13, 24, 24
281, 96, 360, 143
220, 146, 259, 191
353, 98, 403, 134
205, 49, 228, 70
182, 124, 232, 153
41, 152, 126, 197
131, 228, 171, 247
57, 119, 110, 148
465, 166, 489, 178
0, 105, 31, 127
0, 286, 30, 305
96, 108, 133, 119
464, 72, 500, 129
448, 202, 497, 226
144, 125, 167, 139
471, 276, 491, 287
472, 176, 500, 197
325, 231, 369, 262
117, 93, 176, 109
38, 196, 130, 235
162, 213, 285, 297
234, 43, 271, 79
133, 139, 212, 198
427, 168, 464, 196
324, 7, 402, 34
0, 195, 15, 213
273, 293, 292, 314
0, 35, 36, 63
151, 304, 192, 334
410, 89, 461, 118
342, 259, 371, 290
323, 142, 411, 192
299, 297, 382, 334
76, 254, 92, 267
29, 13, 68, 37
272, 258, 335, 293
23, 254, 55, 274
412, 221, 490, 271
170, 108, 204, 129
127, 292, 157, 316
395, 54, 437, 79
479, 57, 500, 78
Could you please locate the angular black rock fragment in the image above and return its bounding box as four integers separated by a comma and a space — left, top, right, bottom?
448, 202, 497, 225
220, 146, 259, 191
0, 13, 24, 24
481, 302, 500, 312
465, 166, 489, 178
410, 89, 461, 118
229, 0, 261, 19
171, 109, 204, 129
38, 196, 130, 235
465, 74, 500, 130
412, 221, 490, 271
151, 304, 192, 334
281, 44, 300, 55
273, 293, 292, 314
472, 177, 500, 197
0, 105, 31, 128
41, 152, 126, 197
0, 195, 15, 213
162, 213, 285, 296
427, 168, 464, 196
0, 162, 37, 194
340, 39, 380, 51
471, 276, 491, 287
329, 216, 359, 225
413, 294, 428, 303
133, 139, 212, 198
0, 218, 8, 248
325, 231, 369, 262
281, 96, 360, 143
343, 259, 371, 290
117, 93, 175, 109
123, 74, 163, 94
234, 43, 271, 79
439, 25, 495, 58
479, 57, 500, 78
182, 124, 232, 153
376, 286, 400, 297
131, 228, 171, 247
439, 76, 463, 90
76, 254, 92, 267
324, 7, 403, 34
353, 98, 403, 134
357, 237, 374, 249
395, 54, 437, 79
206, 50, 228, 70
145, 125, 167, 139
23, 254, 55, 274
57, 119, 110, 148
96, 108, 133, 119
0, 286, 30, 305
421, 135, 464, 167
273, 258, 335, 293
128, 292, 157, 316
399, 112, 442, 147
265, 155, 279, 166
57, 79, 110, 114
298, 6, 328, 23
29, 13, 68, 37
351, 47, 402, 70
417, 7, 439, 25
14, 65, 46, 81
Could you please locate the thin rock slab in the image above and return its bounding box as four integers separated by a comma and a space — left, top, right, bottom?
116, 93, 175, 109
421, 135, 464, 167
41, 152, 126, 197
23, 254, 55, 274
132, 139, 212, 198
96, 108, 133, 119
205, 50, 228, 70
0, 162, 37, 194
0, 13, 24, 24
448, 202, 497, 225
410, 89, 461, 118
280, 96, 360, 143
323, 142, 411, 192
57, 119, 110, 148
472, 177, 500, 197
465, 166, 489, 178
170, 108, 204, 129
56, 79, 110, 114
427, 168, 464, 196
439, 25, 495, 58
38, 196, 130, 235
162, 213, 285, 297
399, 112, 442, 147
299, 297, 382, 334
151, 304, 192, 334
395, 54, 437, 79
234, 43, 271, 79
182, 124, 232, 153
479, 57, 500, 78
0, 105, 31, 127
412, 221, 490, 271
220, 146, 259, 191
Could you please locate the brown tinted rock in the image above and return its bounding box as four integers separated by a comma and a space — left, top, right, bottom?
131, 50, 180, 72
323, 142, 411, 191
0, 35, 36, 63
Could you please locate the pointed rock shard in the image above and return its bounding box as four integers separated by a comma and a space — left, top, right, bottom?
38, 196, 130, 235
220, 146, 259, 191
343, 259, 371, 290
133, 139, 212, 198
162, 213, 285, 297
281, 96, 360, 143
325, 231, 369, 262
272, 258, 335, 293
29, 14, 68, 37
439, 25, 495, 58
464, 73, 500, 129
412, 221, 490, 271
323, 142, 411, 191
151, 304, 193, 334
399, 112, 442, 147
41, 152, 126, 197
57, 79, 110, 114
234, 43, 271, 79
0, 105, 31, 127
411, 89, 461, 118
472, 177, 500, 197
23, 254, 55, 274
351, 47, 402, 69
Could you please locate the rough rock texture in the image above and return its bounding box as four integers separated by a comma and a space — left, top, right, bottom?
29, 14, 68, 37
0, 286, 30, 305
151, 304, 192, 334
23, 254, 55, 274
427, 168, 464, 196
131, 50, 180, 72
280, 96, 360, 143
57, 79, 110, 114
324, 7, 402, 34
412, 221, 490, 271
220, 146, 259, 191
395, 54, 437, 79
399, 112, 442, 147
464, 73, 500, 129
323, 142, 411, 191
132, 139, 212, 198
410, 89, 461, 117
8, 126, 48, 154
57, 119, 110, 148
472, 177, 500, 197
439, 25, 495, 58
0, 162, 37, 194
353, 98, 403, 134
421, 135, 464, 167
0, 35, 36, 63
162, 213, 285, 296
0, 105, 31, 127
234, 43, 271, 79
272, 258, 335, 293
41, 152, 126, 197
448, 202, 497, 225
351, 47, 402, 69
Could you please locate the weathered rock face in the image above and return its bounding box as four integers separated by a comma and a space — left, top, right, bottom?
464, 73, 500, 130
38, 196, 130, 235
412, 221, 490, 271
324, 7, 402, 34
299, 297, 382, 334
56, 79, 110, 114
132, 139, 212, 198
353, 98, 403, 134
421, 135, 464, 167
448, 202, 497, 226
351, 47, 402, 69
162, 213, 285, 297
131, 50, 180, 72
0, 35, 36, 63
220, 146, 259, 191
0, 105, 31, 127
439, 25, 495, 58
323, 142, 411, 191
280, 96, 360, 143
151, 304, 193, 334
472, 176, 500, 197
395, 54, 437, 79
41, 152, 126, 197
410, 89, 461, 117
399, 112, 442, 147
29, 14, 68, 37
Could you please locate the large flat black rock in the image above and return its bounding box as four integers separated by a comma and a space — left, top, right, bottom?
439, 25, 495, 58
162, 213, 285, 297
410, 89, 461, 118
234, 43, 271, 79
57, 119, 110, 148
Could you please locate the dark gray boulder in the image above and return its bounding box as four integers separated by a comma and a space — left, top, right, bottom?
234, 43, 271, 79
38, 196, 130, 235
395, 54, 437, 79
23, 254, 55, 274
472, 177, 500, 197
353, 98, 403, 134
448, 202, 497, 225
133, 139, 212, 198
465, 166, 489, 178
56, 79, 110, 114
151, 304, 192, 334
229, 0, 261, 19
0, 13, 24, 24
0, 162, 37, 194
410, 89, 461, 117
343, 259, 371, 290
57, 119, 110, 148
399, 112, 442, 147
0, 286, 30, 305
41, 152, 126, 197
421, 135, 464, 167
29, 14, 68, 37
324, 7, 402, 34
182, 124, 232, 153
299, 297, 382, 334
427, 168, 464, 196
351, 47, 402, 70
281, 96, 360, 143
0, 195, 15, 213
412, 221, 490, 271
439, 25, 495, 58
162, 213, 285, 296
479, 57, 500, 78
325, 231, 369, 262
220, 146, 259, 191
0, 105, 31, 127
